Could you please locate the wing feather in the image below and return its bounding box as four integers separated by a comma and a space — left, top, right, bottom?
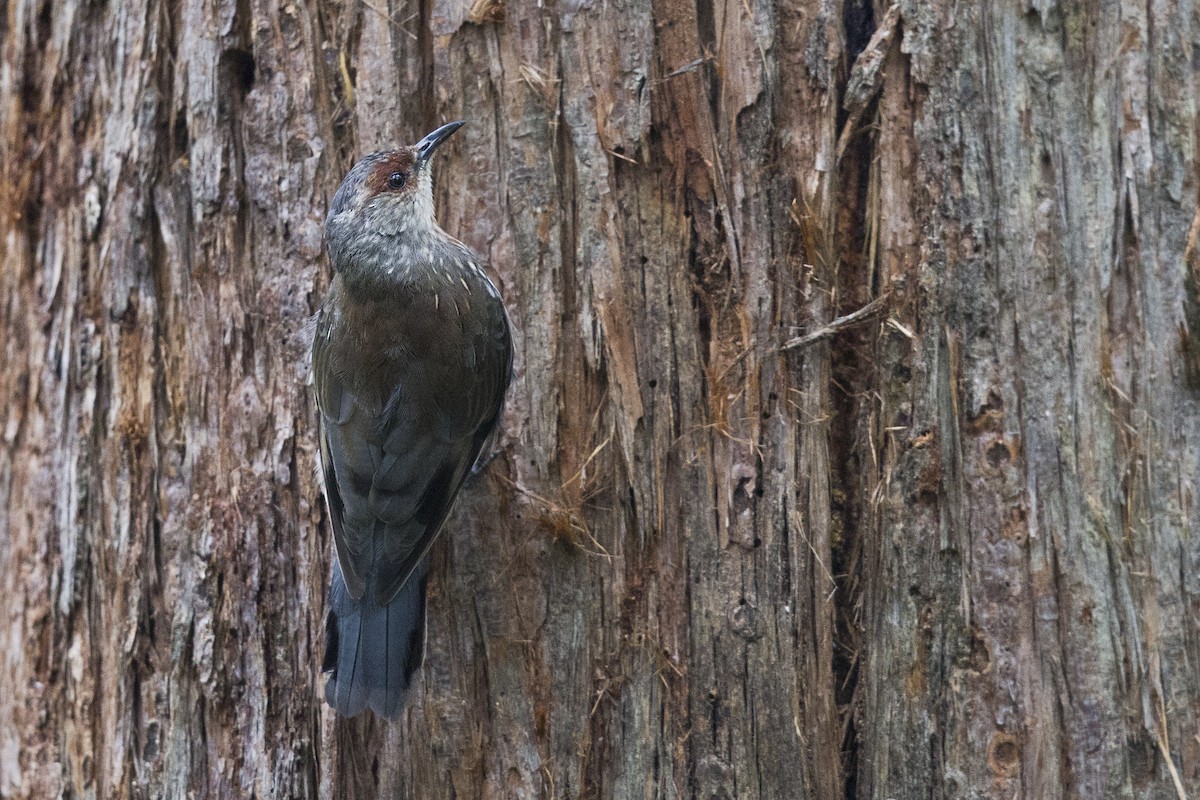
313, 269, 512, 607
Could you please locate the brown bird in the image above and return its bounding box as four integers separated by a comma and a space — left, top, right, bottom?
313, 122, 512, 718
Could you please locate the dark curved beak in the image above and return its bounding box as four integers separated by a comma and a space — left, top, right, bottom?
415, 121, 464, 165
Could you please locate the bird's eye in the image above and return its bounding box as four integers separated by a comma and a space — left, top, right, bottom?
387, 171, 407, 190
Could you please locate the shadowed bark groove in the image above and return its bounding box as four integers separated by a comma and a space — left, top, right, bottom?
1, 0, 1198, 798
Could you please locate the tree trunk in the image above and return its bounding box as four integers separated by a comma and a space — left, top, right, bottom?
2, 0, 1197, 797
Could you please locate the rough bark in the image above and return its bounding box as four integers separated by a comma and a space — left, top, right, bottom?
1, 0, 1197, 798
860, 3, 1200, 798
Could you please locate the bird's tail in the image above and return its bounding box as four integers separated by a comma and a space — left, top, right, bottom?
322, 559, 429, 719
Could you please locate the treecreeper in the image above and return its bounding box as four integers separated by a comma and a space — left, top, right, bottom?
312, 122, 513, 718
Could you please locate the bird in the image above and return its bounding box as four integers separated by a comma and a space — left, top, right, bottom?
312, 122, 512, 718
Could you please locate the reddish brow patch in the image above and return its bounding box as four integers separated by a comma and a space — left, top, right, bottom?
366, 151, 417, 195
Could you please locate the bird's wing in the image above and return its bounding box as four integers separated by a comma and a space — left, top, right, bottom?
313, 286, 513, 606
313, 310, 371, 600
368, 291, 513, 604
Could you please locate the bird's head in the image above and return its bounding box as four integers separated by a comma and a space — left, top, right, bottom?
325, 121, 463, 271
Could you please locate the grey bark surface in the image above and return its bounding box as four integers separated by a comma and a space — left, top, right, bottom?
1, 0, 1197, 798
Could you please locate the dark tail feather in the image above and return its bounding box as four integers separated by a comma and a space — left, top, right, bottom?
322, 560, 429, 719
